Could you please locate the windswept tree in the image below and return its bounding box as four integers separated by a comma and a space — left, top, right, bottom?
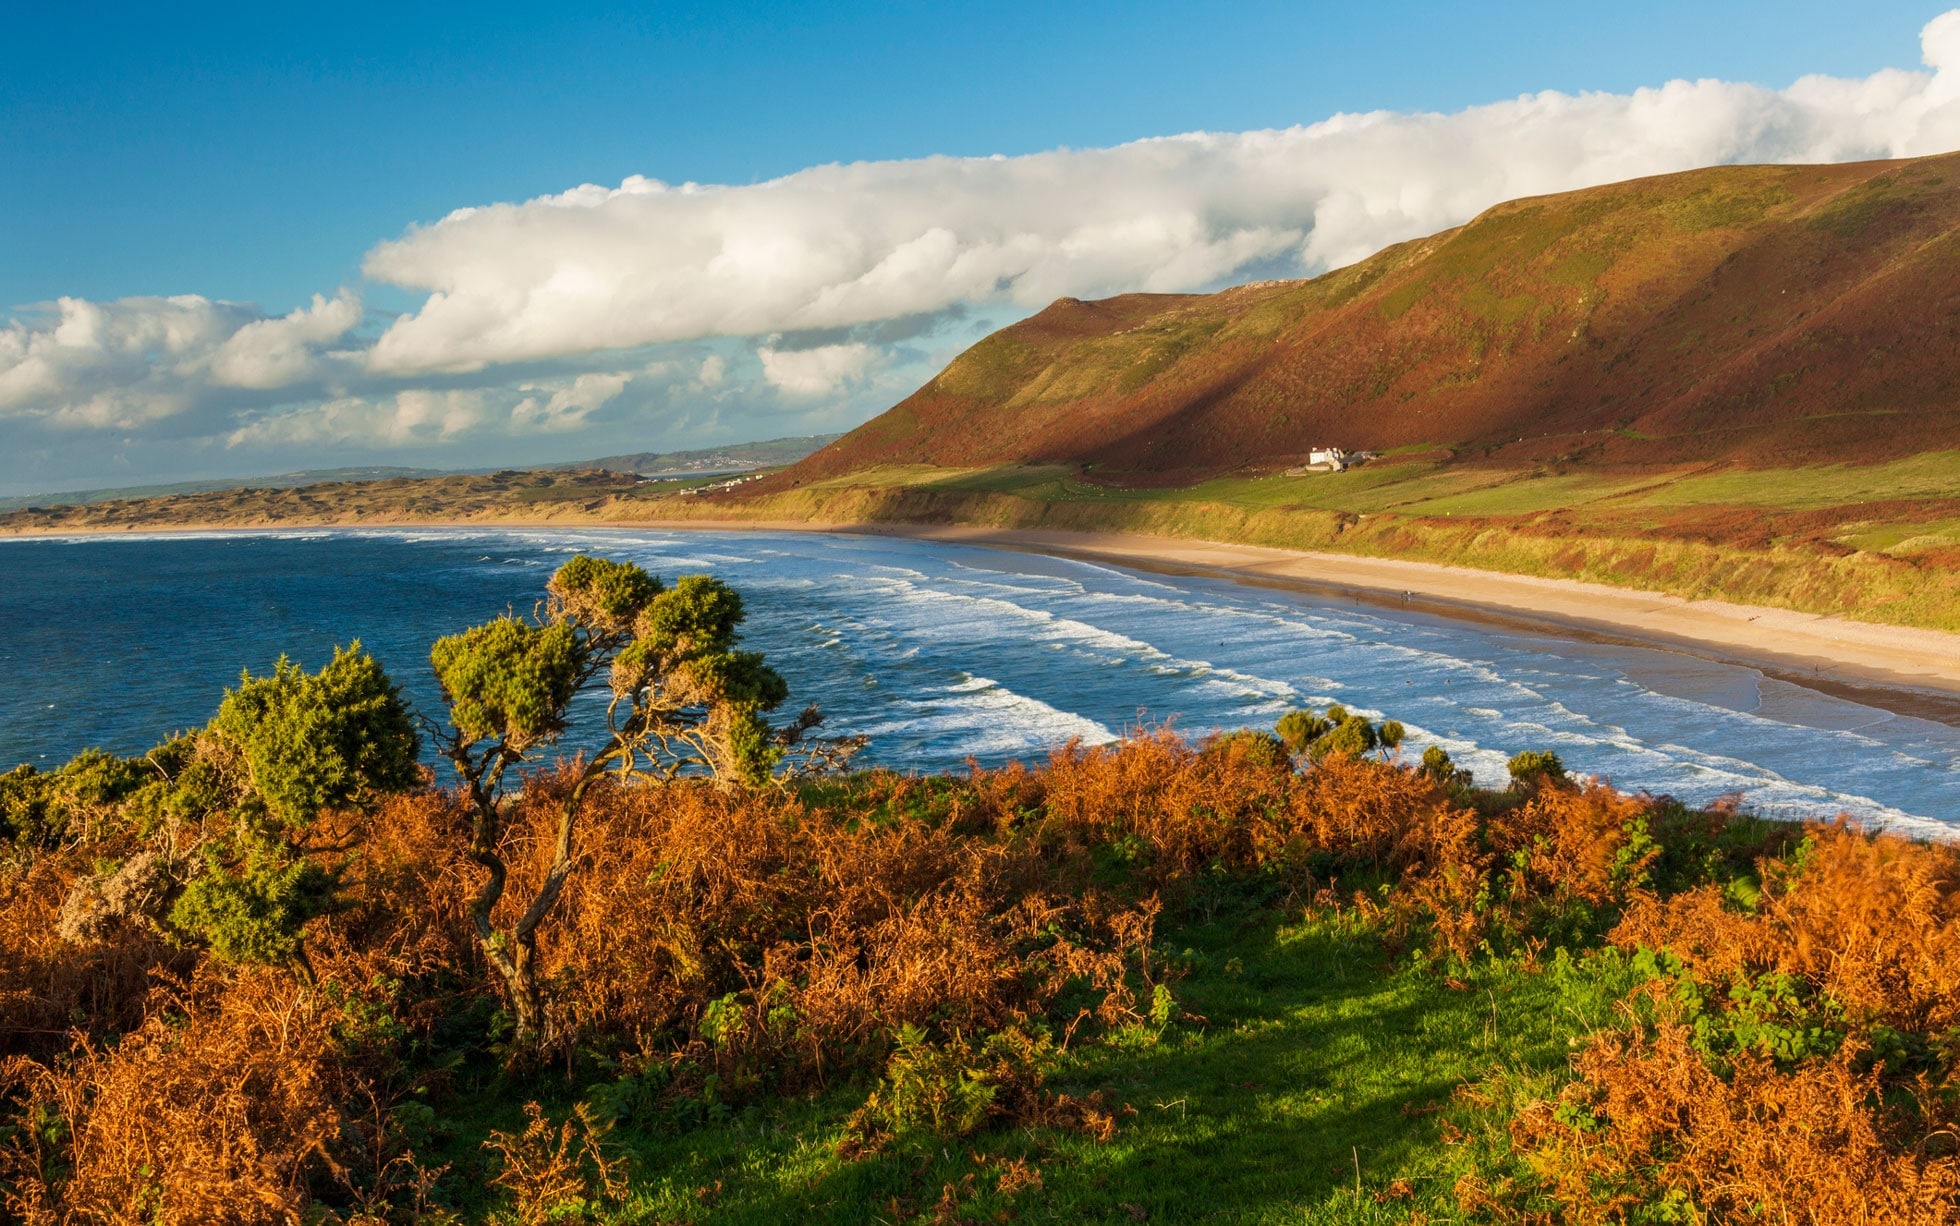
166, 644, 419, 967
430, 555, 849, 1051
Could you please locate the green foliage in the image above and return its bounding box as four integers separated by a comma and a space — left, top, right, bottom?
0, 765, 61, 847
122, 745, 231, 833
679, 649, 790, 710
210, 644, 419, 827
549, 555, 662, 630
878, 1025, 999, 1139
722, 709, 784, 787
1273, 705, 1409, 763
431, 618, 581, 749
169, 840, 337, 965
1314, 716, 1379, 760
636, 574, 748, 659
1274, 710, 1331, 754
1203, 729, 1290, 770
1630, 948, 1848, 1070
1420, 744, 1473, 790
583, 1059, 678, 1128
699, 992, 749, 1051
851, 1024, 1057, 1144
1507, 749, 1567, 790
55, 749, 152, 809
1, 748, 179, 847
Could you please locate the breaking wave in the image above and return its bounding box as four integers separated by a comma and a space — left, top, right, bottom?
1, 527, 1954, 835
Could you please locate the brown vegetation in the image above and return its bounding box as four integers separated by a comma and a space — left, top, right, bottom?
1499, 827, 1960, 1222
1, 719, 1953, 1221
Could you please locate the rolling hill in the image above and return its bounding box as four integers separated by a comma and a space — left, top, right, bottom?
782, 152, 1960, 486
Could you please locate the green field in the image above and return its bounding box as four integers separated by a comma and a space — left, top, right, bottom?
839, 449, 1960, 520
430, 900, 1626, 1224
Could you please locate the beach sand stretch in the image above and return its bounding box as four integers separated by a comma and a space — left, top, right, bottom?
879, 525, 1960, 715
14, 515, 1960, 717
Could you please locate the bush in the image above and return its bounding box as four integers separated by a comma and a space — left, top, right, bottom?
209, 644, 419, 828
1506, 748, 1566, 790
170, 841, 338, 965
1273, 705, 1401, 763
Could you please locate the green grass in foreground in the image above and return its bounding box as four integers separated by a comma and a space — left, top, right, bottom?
432, 905, 1635, 1224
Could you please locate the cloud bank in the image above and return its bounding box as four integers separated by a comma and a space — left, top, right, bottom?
7, 8, 1960, 487
360, 10, 1960, 375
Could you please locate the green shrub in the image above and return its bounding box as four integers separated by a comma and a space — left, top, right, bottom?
1274, 706, 1401, 762
1419, 745, 1472, 789
1312, 716, 1379, 761
0, 765, 61, 847
210, 644, 419, 828
1507, 749, 1567, 791
169, 840, 337, 965
1275, 710, 1332, 754
1204, 729, 1290, 770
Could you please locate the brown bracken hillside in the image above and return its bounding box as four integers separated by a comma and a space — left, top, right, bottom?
784, 153, 1960, 486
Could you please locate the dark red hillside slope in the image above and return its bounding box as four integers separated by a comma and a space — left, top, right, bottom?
781, 152, 1960, 486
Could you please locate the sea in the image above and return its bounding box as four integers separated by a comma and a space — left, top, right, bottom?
1, 528, 1955, 837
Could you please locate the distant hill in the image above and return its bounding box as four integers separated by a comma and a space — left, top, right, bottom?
551, 434, 841, 477
0, 468, 446, 514
0, 435, 840, 513
784, 153, 1960, 486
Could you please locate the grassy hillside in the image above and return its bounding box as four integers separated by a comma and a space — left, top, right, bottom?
696, 452, 1960, 629
788, 153, 1960, 485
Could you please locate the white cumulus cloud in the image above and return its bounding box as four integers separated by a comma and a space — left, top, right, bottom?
511, 371, 630, 432
0, 296, 251, 421
359, 11, 1960, 376
226, 388, 493, 449
209, 291, 362, 389
757, 342, 882, 398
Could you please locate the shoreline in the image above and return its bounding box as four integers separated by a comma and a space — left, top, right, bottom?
875, 525, 1960, 717
11, 515, 1960, 721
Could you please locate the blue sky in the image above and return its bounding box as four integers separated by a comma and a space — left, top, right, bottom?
2, 1, 1957, 493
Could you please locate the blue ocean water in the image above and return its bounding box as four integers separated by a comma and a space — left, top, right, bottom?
1, 528, 1955, 836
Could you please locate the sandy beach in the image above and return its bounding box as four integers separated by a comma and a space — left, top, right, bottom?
847, 524, 1960, 712
11, 514, 1960, 714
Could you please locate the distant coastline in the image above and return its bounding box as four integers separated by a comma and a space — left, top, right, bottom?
12, 516, 1960, 724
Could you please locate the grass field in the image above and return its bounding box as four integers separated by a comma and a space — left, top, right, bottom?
426, 898, 1625, 1224
845, 449, 1960, 519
